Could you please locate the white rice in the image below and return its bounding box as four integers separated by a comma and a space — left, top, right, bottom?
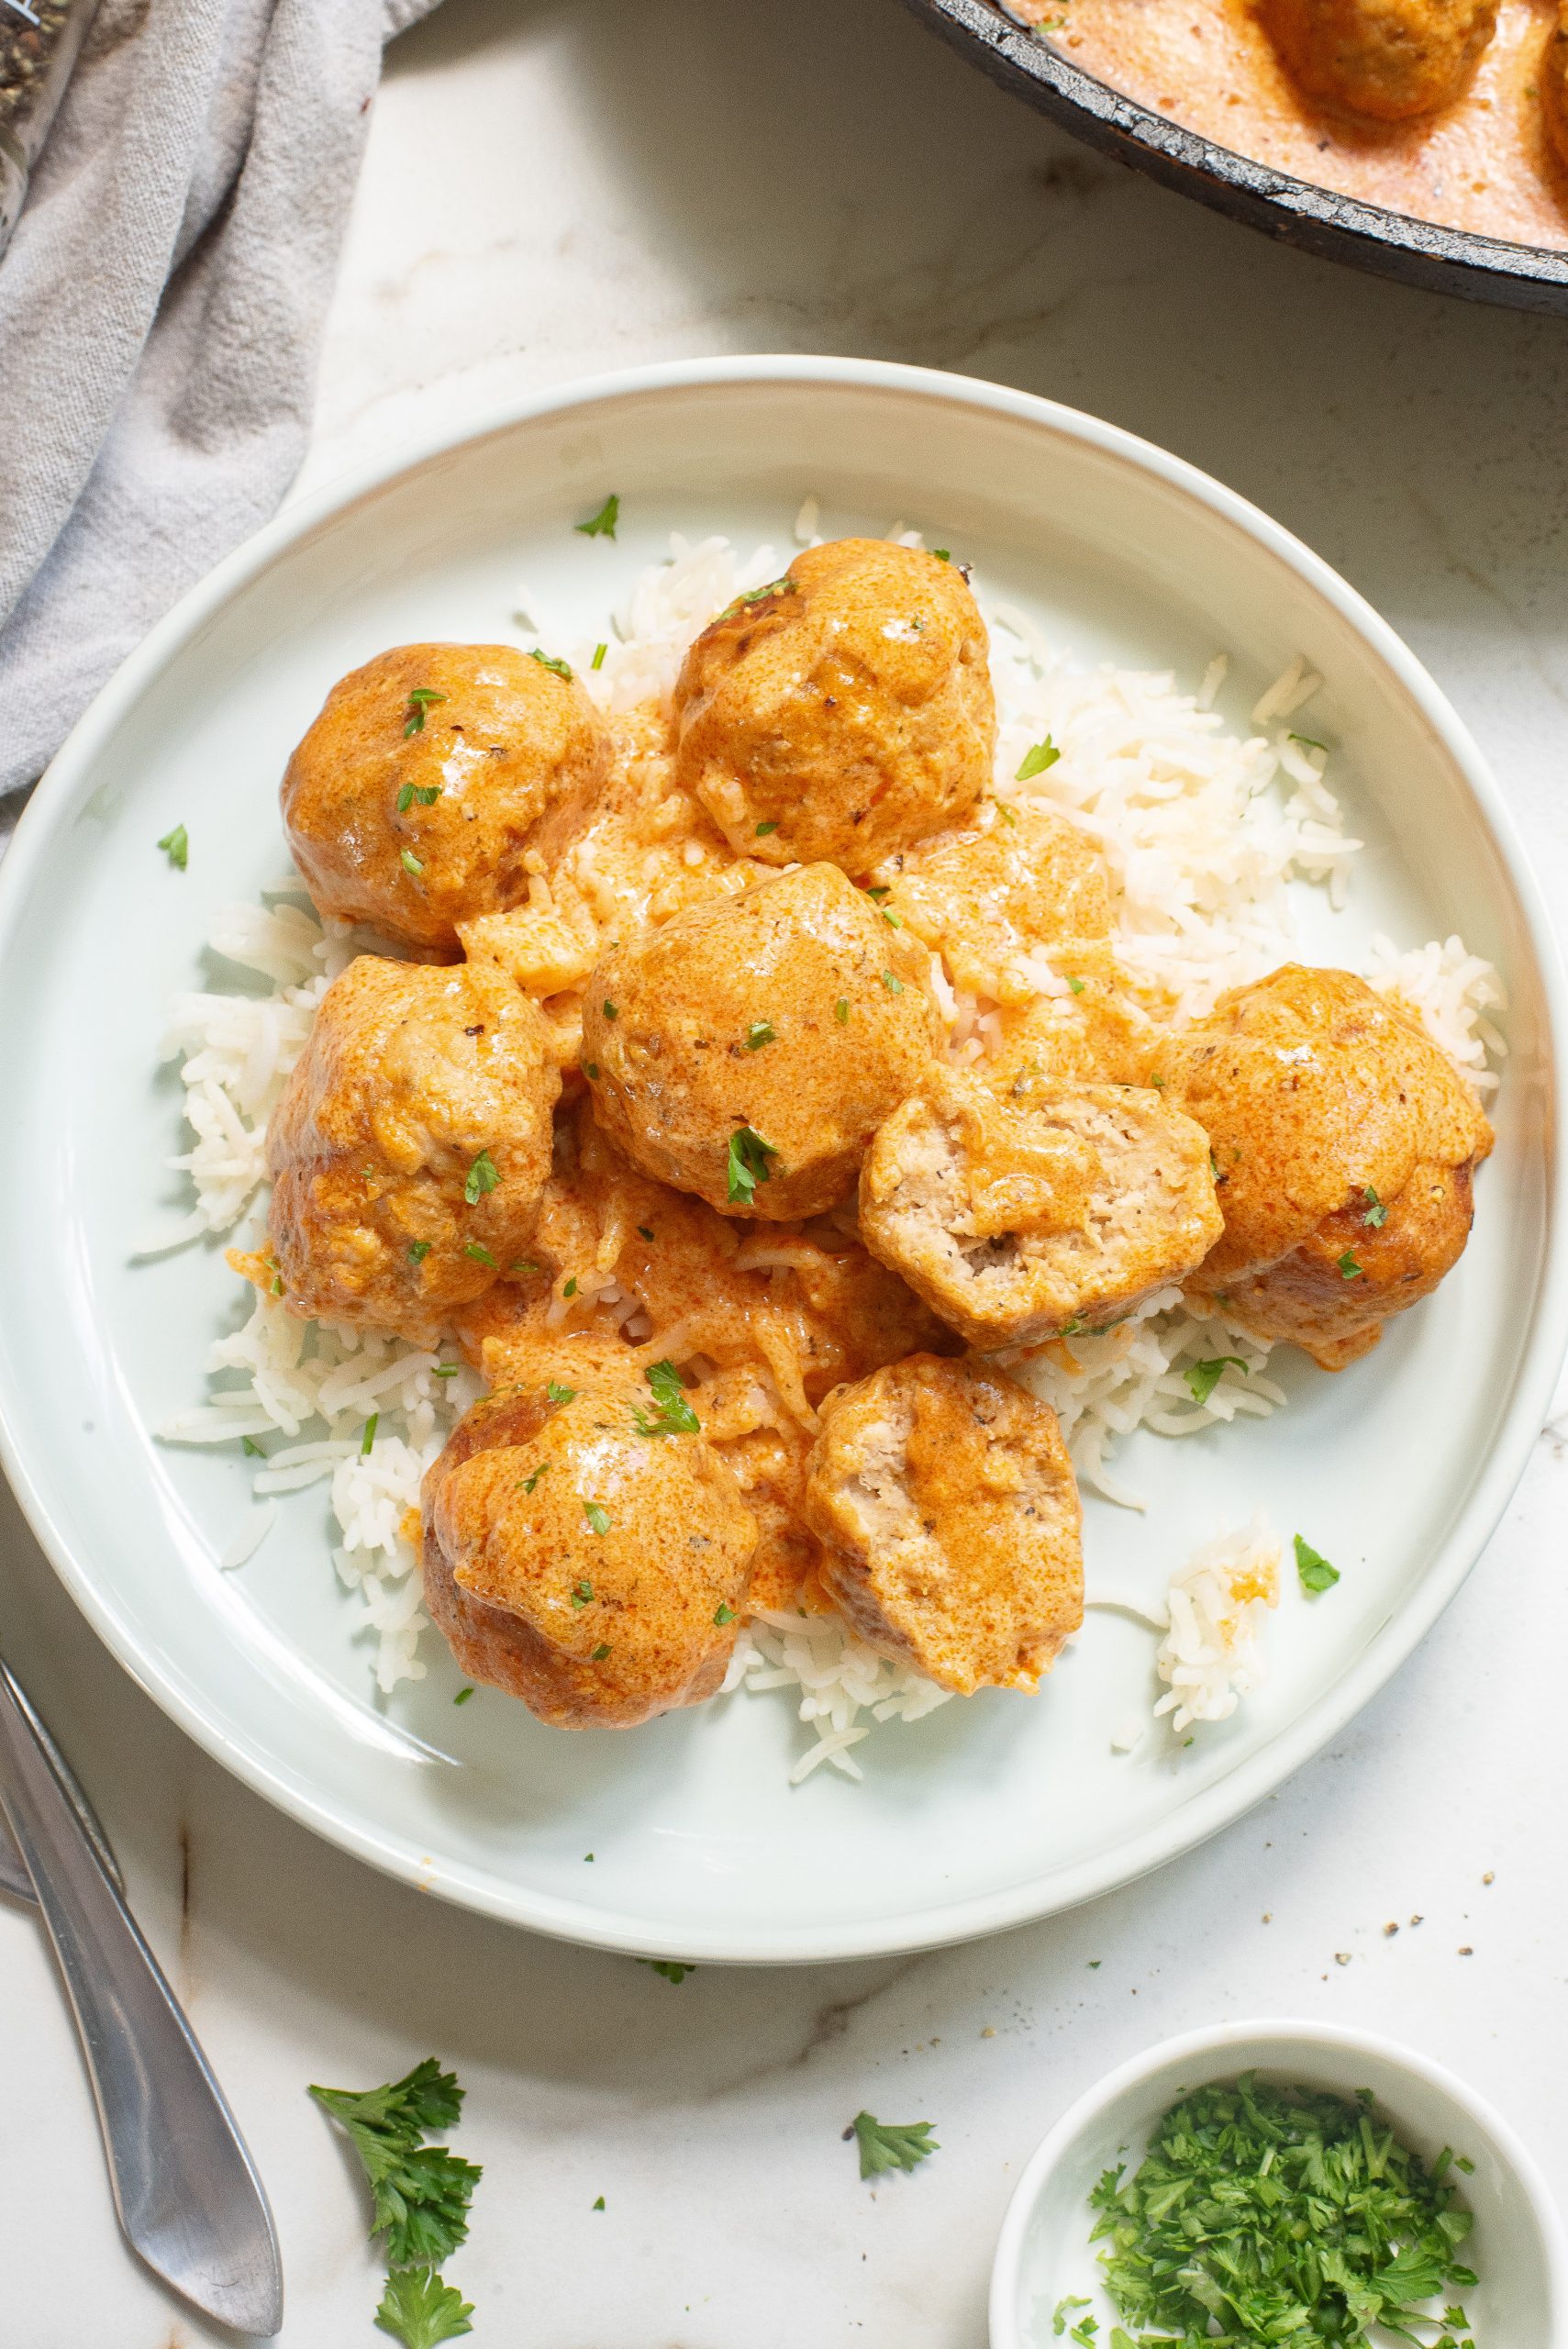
1154, 1512, 1283, 1734
150, 518, 1506, 1775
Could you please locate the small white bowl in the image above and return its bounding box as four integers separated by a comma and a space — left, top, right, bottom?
990, 2020, 1567, 2348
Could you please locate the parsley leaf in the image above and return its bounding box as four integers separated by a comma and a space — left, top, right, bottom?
1051, 2300, 1091, 2339
584, 1500, 611, 1535
403, 687, 447, 738
1015, 738, 1060, 782
639, 1959, 696, 1983
755, 818, 779, 835
407, 1241, 431, 1264
574, 493, 619, 540
591, 641, 607, 670
714, 1601, 736, 1626
834, 997, 850, 1025
727, 1124, 780, 1208
401, 847, 425, 877
546, 1379, 576, 1407
308, 2060, 480, 2271
1184, 1356, 1248, 1408
1295, 1533, 1340, 1593
398, 783, 442, 811
1337, 1250, 1363, 1279
1363, 1186, 1388, 1227
851, 2111, 939, 2178
463, 1241, 496, 1269
361, 1413, 379, 1457
720, 576, 794, 618
881, 969, 903, 994
241, 1435, 266, 1458
521, 1462, 550, 1494
744, 1019, 776, 1051
632, 1358, 700, 1437
462, 1149, 499, 1206
157, 823, 189, 871
528, 648, 574, 679
374, 2266, 473, 2348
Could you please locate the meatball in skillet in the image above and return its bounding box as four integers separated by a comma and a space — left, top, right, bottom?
1258, 0, 1497, 119
581, 863, 940, 1219
264, 956, 558, 1343
673, 540, 995, 873
1155, 964, 1491, 1369
282, 642, 606, 955
859, 1066, 1221, 1350
804, 1353, 1083, 1696
421, 1372, 757, 1728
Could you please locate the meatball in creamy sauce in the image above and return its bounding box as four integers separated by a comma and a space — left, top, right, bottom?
261, 538, 1494, 1734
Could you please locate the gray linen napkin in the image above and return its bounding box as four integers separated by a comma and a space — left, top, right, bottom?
0, 0, 439, 807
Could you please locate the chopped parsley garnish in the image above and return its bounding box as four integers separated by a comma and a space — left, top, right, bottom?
722, 576, 794, 617
463, 1242, 497, 1269
714, 1601, 736, 1627
583, 1501, 611, 1535
632, 1358, 701, 1438
432, 1362, 459, 1376
1289, 731, 1329, 752
528, 649, 573, 680
452, 1687, 473, 1707
584, 1064, 599, 1080
1337, 1250, 1363, 1279
375, 2266, 474, 2348
932, 548, 951, 562
307, 2056, 481, 2277
1184, 1356, 1247, 1408
592, 2196, 606, 2210
639, 1959, 696, 1983
882, 907, 902, 928
834, 997, 850, 1024
591, 1642, 611, 1662
571, 1580, 593, 1607
401, 847, 425, 877
727, 1124, 779, 1208
637, 1224, 655, 1241
1295, 1534, 1340, 1593
242, 1435, 267, 1458
462, 1149, 499, 1206
361, 1413, 379, 1456
408, 1241, 432, 1264
755, 819, 779, 836
157, 823, 189, 871
1363, 1186, 1388, 1227
1088, 2073, 1476, 2346
744, 1019, 776, 1051
397, 783, 442, 812
881, 969, 903, 994
1016, 738, 1061, 782
1051, 2298, 1091, 2339
510, 1258, 538, 1275
865, 885, 891, 900
1068, 976, 1086, 994
521, 1462, 550, 1494
602, 998, 618, 1019
574, 493, 619, 540
546, 1380, 576, 1406
591, 641, 607, 671
403, 687, 447, 738
851, 2112, 939, 2179
563, 1275, 578, 1297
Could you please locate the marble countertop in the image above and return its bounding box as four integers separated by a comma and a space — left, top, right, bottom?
6, 1, 1568, 2342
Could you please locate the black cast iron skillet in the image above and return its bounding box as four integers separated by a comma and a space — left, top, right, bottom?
900, 0, 1568, 316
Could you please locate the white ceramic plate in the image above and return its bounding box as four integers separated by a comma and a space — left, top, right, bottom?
0, 357, 1562, 1964
989, 2020, 1567, 2345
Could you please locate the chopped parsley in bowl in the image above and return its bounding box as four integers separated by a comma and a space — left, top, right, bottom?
989, 2022, 1565, 2349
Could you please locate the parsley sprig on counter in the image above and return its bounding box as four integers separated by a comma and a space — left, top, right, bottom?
308, 2057, 481, 2345
851, 2110, 940, 2178
1088, 2074, 1478, 2347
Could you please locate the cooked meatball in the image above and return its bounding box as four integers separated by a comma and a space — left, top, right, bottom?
581, 863, 940, 1219
421, 1374, 757, 1727
1259, 0, 1497, 118
803, 1354, 1083, 1696
281, 642, 607, 955
673, 540, 995, 873
860, 1067, 1221, 1349
875, 803, 1113, 1002
1545, 1, 1568, 171
265, 956, 559, 1342
1155, 964, 1491, 1369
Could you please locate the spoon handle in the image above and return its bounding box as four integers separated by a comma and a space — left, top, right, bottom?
0, 1660, 284, 2336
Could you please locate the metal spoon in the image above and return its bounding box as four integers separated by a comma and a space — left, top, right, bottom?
0, 1659, 284, 2335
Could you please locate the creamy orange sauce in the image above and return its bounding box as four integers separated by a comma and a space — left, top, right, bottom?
1016, 0, 1568, 249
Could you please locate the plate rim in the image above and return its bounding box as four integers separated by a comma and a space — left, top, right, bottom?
2, 351, 1564, 1963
